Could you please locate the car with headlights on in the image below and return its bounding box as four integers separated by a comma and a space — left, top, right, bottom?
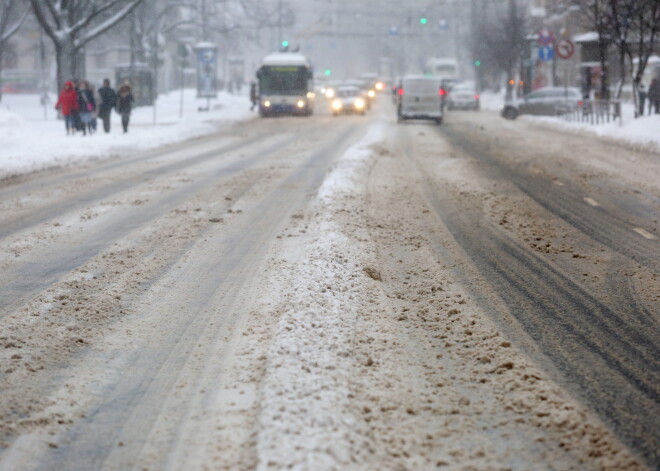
331, 86, 367, 116
344, 79, 375, 109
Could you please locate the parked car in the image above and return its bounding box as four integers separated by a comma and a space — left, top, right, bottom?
396, 75, 443, 124
447, 82, 480, 110
501, 86, 582, 120
331, 85, 367, 115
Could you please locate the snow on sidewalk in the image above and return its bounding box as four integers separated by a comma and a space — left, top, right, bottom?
480, 90, 660, 152
0, 89, 254, 180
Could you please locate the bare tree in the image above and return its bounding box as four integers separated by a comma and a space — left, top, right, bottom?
606, 0, 660, 114
473, 0, 528, 98
0, 0, 30, 102
30, 0, 144, 92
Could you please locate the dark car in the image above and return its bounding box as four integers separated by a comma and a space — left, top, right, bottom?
501, 86, 582, 120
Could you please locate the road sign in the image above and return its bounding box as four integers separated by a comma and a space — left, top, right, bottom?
538, 46, 554, 62
538, 29, 554, 46
556, 39, 575, 59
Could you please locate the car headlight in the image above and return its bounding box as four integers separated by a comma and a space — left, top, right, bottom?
368, 90, 375, 98
297, 100, 305, 108
326, 89, 335, 98
306, 92, 315, 99
375, 82, 384, 91
332, 99, 342, 110
263, 100, 271, 107
354, 99, 365, 109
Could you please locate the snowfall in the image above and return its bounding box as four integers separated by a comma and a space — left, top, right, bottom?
1, 88, 659, 180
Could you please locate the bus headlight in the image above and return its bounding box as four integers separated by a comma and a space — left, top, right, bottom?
332, 99, 342, 110
368, 90, 375, 98
297, 100, 305, 108
354, 99, 365, 109
263, 100, 271, 108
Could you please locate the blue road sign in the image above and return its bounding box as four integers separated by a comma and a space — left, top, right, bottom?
538, 46, 554, 62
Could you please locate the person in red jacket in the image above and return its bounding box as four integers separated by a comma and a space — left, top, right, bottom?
55, 81, 80, 135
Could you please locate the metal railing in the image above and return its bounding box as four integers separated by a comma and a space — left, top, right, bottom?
561, 99, 622, 126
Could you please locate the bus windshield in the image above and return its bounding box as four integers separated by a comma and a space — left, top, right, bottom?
259, 66, 309, 95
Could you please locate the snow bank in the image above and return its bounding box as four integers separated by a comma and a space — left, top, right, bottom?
479, 90, 660, 151
0, 89, 254, 180
256, 124, 384, 470
535, 112, 660, 152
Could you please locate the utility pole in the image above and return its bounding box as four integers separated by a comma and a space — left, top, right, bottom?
201, 0, 208, 42
278, 0, 283, 47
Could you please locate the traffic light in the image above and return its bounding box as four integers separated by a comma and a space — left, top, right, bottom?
281, 40, 289, 50
324, 69, 332, 76
474, 60, 481, 67
419, 17, 428, 25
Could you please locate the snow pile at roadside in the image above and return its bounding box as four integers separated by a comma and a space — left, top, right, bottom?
0, 89, 254, 179
0, 108, 25, 127
479, 90, 660, 151
256, 125, 385, 470
535, 112, 660, 151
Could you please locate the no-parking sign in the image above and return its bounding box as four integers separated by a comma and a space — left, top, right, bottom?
556, 39, 575, 59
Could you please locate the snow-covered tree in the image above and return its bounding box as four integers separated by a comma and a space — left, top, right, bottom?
30, 0, 144, 92
0, 0, 29, 102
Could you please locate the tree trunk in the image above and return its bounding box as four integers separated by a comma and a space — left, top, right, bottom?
55, 39, 78, 92
615, 48, 626, 100
0, 47, 4, 103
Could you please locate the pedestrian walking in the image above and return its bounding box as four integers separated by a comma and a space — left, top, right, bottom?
116, 80, 134, 134
648, 78, 660, 114
90, 83, 100, 133
98, 79, 117, 133
249, 81, 258, 111
54, 81, 80, 135
77, 80, 96, 135
637, 82, 647, 117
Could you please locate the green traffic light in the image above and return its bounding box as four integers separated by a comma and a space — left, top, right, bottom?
281, 40, 289, 48
420, 17, 427, 25
324, 69, 332, 76
474, 60, 481, 67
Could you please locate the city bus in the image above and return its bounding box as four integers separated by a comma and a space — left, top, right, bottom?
256, 52, 314, 117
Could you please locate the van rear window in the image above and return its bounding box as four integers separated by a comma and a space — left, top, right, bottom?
403, 79, 440, 94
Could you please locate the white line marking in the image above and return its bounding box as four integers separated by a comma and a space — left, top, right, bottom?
633, 228, 657, 240
584, 197, 600, 207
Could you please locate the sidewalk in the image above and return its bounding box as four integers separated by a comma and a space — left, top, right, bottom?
0, 89, 255, 180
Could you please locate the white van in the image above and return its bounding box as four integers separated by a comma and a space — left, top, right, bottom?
396, 75, 444, 124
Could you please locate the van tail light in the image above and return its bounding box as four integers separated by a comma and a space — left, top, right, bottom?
398, 88, 404, 96
439, 89, 446, 96
474, 94, 480, 100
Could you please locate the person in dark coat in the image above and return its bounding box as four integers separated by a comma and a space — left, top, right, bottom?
637, 82, 647, 117
77, 80, 96, 136
55, 81, 80, 135
116, 80, 134, 133
648, 78, 660, 114
249, 82, 258, 111
98, 79, 117, 133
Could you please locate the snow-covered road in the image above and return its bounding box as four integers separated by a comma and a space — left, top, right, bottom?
0, 98, 657, 470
